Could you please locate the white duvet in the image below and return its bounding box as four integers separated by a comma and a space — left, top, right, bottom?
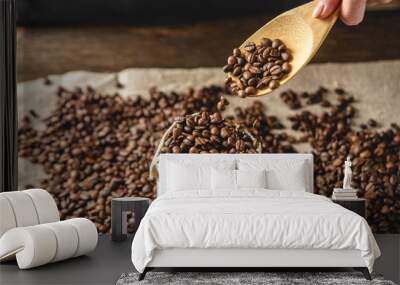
131, 190, 380, 273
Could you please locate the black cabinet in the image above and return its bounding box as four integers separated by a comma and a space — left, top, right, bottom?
332, 199, 366, 218
111, 197, 150, 242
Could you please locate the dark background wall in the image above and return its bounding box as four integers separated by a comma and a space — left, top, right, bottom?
16, 0, 309, 25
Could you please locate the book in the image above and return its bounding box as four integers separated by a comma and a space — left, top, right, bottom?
333, 193, 357, 197
333, 188, 358, 193
332, 195, 361, 201
332, 192, 359, 199
332, 188, 359, 199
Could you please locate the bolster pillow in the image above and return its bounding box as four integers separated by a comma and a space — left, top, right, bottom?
0, 189, 60, 237
0, 218, 98, 269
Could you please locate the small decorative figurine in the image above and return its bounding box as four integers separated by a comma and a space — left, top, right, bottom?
343, 156, 352, 189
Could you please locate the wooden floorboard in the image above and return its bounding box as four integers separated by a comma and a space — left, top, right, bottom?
16, 10, 400, 82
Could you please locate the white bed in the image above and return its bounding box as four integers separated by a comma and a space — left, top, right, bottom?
131, 154, 380, 280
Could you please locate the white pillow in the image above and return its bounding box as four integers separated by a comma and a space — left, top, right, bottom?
211, 168, 236, 190
236, 169, 267, 189
161, 154, 236, 193
167, 162, 208, 191
211, 168, 267, 190
165, 158, 235, 192
238, 159, 307, 191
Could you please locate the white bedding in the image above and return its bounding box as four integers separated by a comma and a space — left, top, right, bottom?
131, 190, 380, 273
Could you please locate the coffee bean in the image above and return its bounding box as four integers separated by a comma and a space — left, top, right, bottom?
211, 127, 220, 136
334, 88, 346, 95
282, 62, 290, 73
223, 65, 233, 73
172, 145, 181, 153
272, 39, 282, 49
116, 80, 124, 89
233, 48, 241, 57
262, 47, 272, 59
240, 77, 248, 88
269, 49, 280, 58
243, 71, 252, 80
232, 66, 242, 76
368, 119, 378, 127
245, 86, 256, 95
248, 77, 258, 87
42, 76, 54, 87
260, 37, 272, 47
29, 109, 39, 118
253, 55, 262, 64
227, 56, 237, 65
321, 100, 331, 107
236, 79, 245, 90
244, 42, 256, 52
172, 128, 182, 139
268, 80, 280, 89
220, 127, 231, 139
249, 66, 262, 74
280, 90, 301, 110
237, 57, 246, 66
278, 44, 287, 52
238, 90, 246, 98
270, 65, 282, 75
256, 77, 272, 89
246, 53, 256, 64
281, 52, 290, 61
272, 74, 283, 80
189, 146, 199, 153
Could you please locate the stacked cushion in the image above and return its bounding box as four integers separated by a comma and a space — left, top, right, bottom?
24, 189, 60, 224
0, 189, 97, 269
0, 218, 98, 269
0, 189, 59, 237
0, 196, 17, 237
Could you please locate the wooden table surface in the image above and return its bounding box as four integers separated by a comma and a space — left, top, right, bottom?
16, 10, 400, 82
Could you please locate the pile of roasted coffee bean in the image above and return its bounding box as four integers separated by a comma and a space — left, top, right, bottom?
18, 86, 220, 233
18, 86, 291, 233
223, 38, 291, 97
18, 85, 399, 234
160, 97, 259, 154
285, 87, 400, 233
228, 101, 297, 153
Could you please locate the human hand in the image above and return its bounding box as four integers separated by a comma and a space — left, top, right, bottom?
312, 0, 392, 26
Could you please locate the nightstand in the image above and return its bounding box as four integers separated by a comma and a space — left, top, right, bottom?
332, 198, 366, 218
111, 197, 150, 241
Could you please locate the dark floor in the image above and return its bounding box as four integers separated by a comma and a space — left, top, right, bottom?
1, 234, 398, 285
0, 235, 134, 285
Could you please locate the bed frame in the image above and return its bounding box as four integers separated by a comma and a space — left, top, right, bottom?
139, 154, 371, 281
140, 248, 371, 280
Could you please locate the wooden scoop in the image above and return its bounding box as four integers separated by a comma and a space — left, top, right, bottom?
230, 1, 339, 97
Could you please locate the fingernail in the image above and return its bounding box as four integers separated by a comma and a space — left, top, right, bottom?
312, 1, 325, 18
